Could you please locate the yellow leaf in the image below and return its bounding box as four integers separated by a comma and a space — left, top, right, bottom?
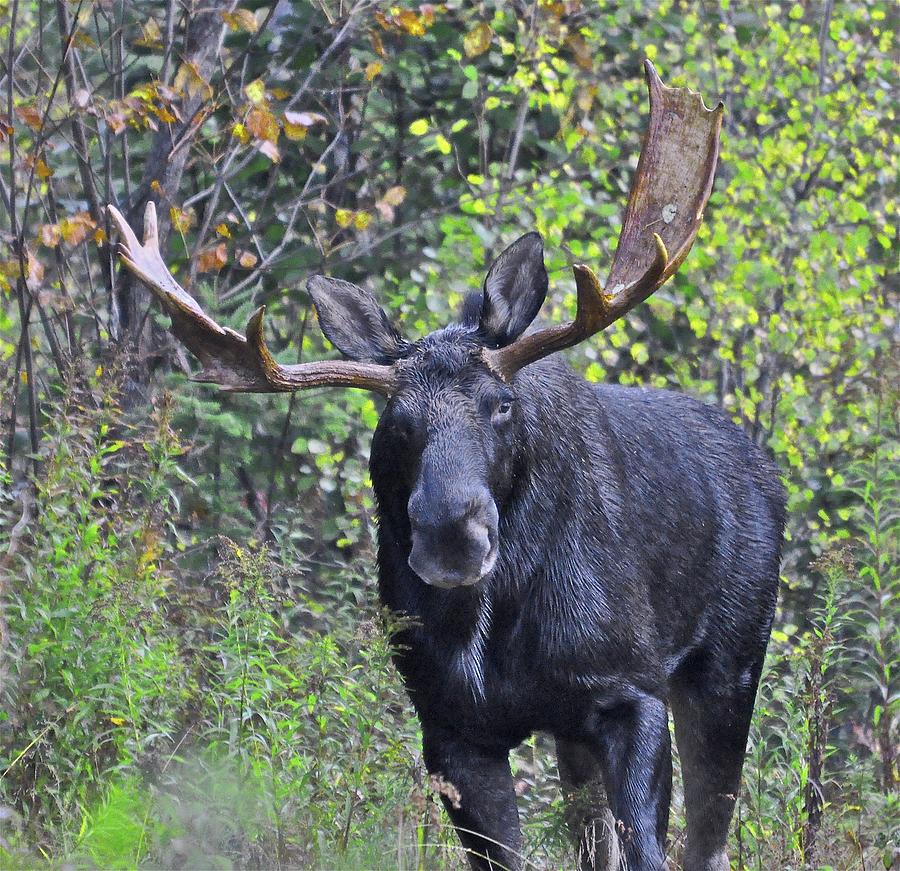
173, 62, 212, 100
283, 122, 307, 141
222, 9, 258, 33
409, 118, 429, 136
170, 206, 193, 235
35, 158, 53, 179
354, 211, 371, 230
335, 209, 353, 228
395, 9, 426, 36
244, 79, 266, 106
365, 61, 383, 81
382, 185, 406, 206
59, 212, 96, 245
464, 22, 492, 58
134, 18, 162, 48
231, 121, 250, 144
215, 222, 231, 238
109, 717, 126, 726
434, 134, 452, 155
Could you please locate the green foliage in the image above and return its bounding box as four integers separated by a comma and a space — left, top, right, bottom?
1, 386, 187, 853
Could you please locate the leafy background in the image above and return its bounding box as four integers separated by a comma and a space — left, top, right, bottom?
0, 0, 896, 868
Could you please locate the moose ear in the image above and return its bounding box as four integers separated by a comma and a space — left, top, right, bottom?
479, 232, 548, 347
306, 276, 404, 363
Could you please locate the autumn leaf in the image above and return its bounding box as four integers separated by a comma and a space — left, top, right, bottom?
35, 158, 53, 179
231, 121, 251, 144
222, 9, 258, 33
283, 110, 327, 140
39, 223, 62, 248
134, 18, 163, 49
464, 22, 492, 58
197, 243, 228, 273
59, 212, 97, 245
238, 250, 258, 268
257, 140, 281, 163
173, 62, 213, 100
26, 249, 44, 289
170, 206, 194, 234
247, 106, 279, 143
566, 33, 593, 71
244, 79, 267, 106
365, 61, 383, 81
354, 211, 372, 230
15, 104, 44, 132
382, 186, 406, 206
395, 9, 426, 36
215, 223, 231, 238
335, 209, 353, 228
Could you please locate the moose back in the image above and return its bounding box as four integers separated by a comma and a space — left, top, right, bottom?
108, 63, 784, 871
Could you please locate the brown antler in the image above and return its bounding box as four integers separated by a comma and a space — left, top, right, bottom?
107, 202, 396, 395
484, 60, 723, 380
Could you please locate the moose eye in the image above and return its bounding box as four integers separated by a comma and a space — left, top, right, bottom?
492, 397, 514, 425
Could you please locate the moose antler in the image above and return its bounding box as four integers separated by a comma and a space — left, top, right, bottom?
107, 202, 396, 394
484, 60, 723, 380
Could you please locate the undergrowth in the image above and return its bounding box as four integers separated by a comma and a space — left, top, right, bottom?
0, 383, 896, 870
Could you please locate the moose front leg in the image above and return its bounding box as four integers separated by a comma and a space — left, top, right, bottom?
593, 695, 673, 871
422, 726, 523, 871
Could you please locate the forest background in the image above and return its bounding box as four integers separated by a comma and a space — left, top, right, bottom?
0, 0, 896, 868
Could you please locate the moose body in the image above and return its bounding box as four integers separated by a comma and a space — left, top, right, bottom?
108, 63, 784, 871
371, 346, 784, 871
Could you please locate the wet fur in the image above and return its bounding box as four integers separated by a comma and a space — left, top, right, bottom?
370, 331, 784, 870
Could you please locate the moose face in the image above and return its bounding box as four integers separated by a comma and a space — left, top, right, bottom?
312, 233, 548, 588
375, 334, 519, 588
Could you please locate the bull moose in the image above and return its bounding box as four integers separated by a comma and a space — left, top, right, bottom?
108, 62, 785, 871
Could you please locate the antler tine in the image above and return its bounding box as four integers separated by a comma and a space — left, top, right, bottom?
484, 60, 722, 381
107, 202, 396, 395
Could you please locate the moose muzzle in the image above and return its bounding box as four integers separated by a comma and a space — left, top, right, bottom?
407, 486, 499, 589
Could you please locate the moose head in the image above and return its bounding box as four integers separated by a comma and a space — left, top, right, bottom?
107, 61, 722, 591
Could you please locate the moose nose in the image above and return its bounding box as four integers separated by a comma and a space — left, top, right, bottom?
407, 488, 493, 535
407, 487, 499, 588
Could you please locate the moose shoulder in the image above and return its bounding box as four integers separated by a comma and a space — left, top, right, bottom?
108, 62, 785, 871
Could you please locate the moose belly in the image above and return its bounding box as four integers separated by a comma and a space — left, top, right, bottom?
395, 623, 646, 748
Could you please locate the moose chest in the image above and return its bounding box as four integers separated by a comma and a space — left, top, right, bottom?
385, 582, 612, 746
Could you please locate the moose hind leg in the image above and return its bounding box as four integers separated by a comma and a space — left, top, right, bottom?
670, 656, 763, 871
556, 738, 621, 871
422, 726, 523, 871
